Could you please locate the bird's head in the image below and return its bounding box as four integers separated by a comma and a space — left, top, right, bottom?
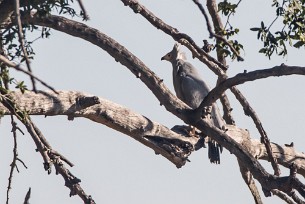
161, 43, 186, 62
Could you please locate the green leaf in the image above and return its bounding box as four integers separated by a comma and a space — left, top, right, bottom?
250, 27, 260, 31
293, 41, 305, 48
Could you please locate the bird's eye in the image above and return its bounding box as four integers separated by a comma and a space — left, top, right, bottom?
167, 54, 171, 57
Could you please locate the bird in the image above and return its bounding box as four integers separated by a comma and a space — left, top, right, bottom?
161, 43, 225, 164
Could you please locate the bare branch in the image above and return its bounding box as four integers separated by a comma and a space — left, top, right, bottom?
6, 116, 19, 204
76, 0, 89, 20
2, 91, 305, 199
0, 90, 94, 203
23, 187, 31, 204
198, 64, 305, 109
271, 189, 296, 204
0, 90, 199, 167
224, 0, 242, 29
121, 0, 227, 74
13, 0, 37, 91
238, 160, 263, 204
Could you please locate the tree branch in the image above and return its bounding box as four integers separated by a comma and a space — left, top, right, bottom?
238, 159, 263, 204
198, 64, 305, 109
6, 116, 22, 204
0, 90, 199, 167
120, 0, 227, 74
192, 0, 236, 125
19, 12, 305, 200
2, 91, 305, 186
21, 12, 189, 115
13, 0, 37, 91
196, 63, 305, 177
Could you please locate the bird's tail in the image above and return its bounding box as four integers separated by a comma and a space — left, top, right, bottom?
207, 103, 225, 164
208, 139, 222, 164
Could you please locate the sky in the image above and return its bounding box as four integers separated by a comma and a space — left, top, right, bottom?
1, 0, 305, 203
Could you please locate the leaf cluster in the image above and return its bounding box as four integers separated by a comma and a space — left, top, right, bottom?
250, 0, 305, 58
1, 0, 78, 62
217, 28, 244, 61
218, 0, 238, 16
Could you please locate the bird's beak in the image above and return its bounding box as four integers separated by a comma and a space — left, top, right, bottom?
161, 53, 168, 61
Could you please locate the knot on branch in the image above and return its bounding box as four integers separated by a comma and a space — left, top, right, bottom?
43, 161, 52, 174
76, 96, 100, 109
289, 163, 297, 180
128, 1, 142, 13
85, 195, 96, 204
65, 174, 82, 197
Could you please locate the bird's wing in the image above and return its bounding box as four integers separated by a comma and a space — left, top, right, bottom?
178, 61, 225, 128
175, 61, 209, 108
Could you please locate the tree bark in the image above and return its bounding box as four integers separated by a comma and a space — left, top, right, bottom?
1, 90, 305, 177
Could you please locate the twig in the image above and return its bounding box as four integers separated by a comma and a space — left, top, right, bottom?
6, 116, 19, 204
290, 191, 305, 204
238, 159, 263, 204
16, 158, 28, 169
0, 88, 91, 202
13, 0, 37, 92
50, 150, 74, 167
25, 118, 95, 203
271, 189, 296, 204
0, 54, 58, 94
224, 0, 242, 29
23, 188, 31, 204
77, 0, 89, 20
11, 104, 93, 202
192, 0, 244, 61
231, 87, 281, 176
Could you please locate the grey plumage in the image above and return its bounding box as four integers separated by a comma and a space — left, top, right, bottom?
161, 43, 224, 164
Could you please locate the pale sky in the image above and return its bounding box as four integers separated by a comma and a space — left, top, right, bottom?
1, 0, 305, 203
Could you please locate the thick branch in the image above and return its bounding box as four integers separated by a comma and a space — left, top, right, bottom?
2, 91, 305, 199
198, 64, 305, 109
2, 91, 305, 176
0, 91, 305, 173
0, 90, 198, 167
